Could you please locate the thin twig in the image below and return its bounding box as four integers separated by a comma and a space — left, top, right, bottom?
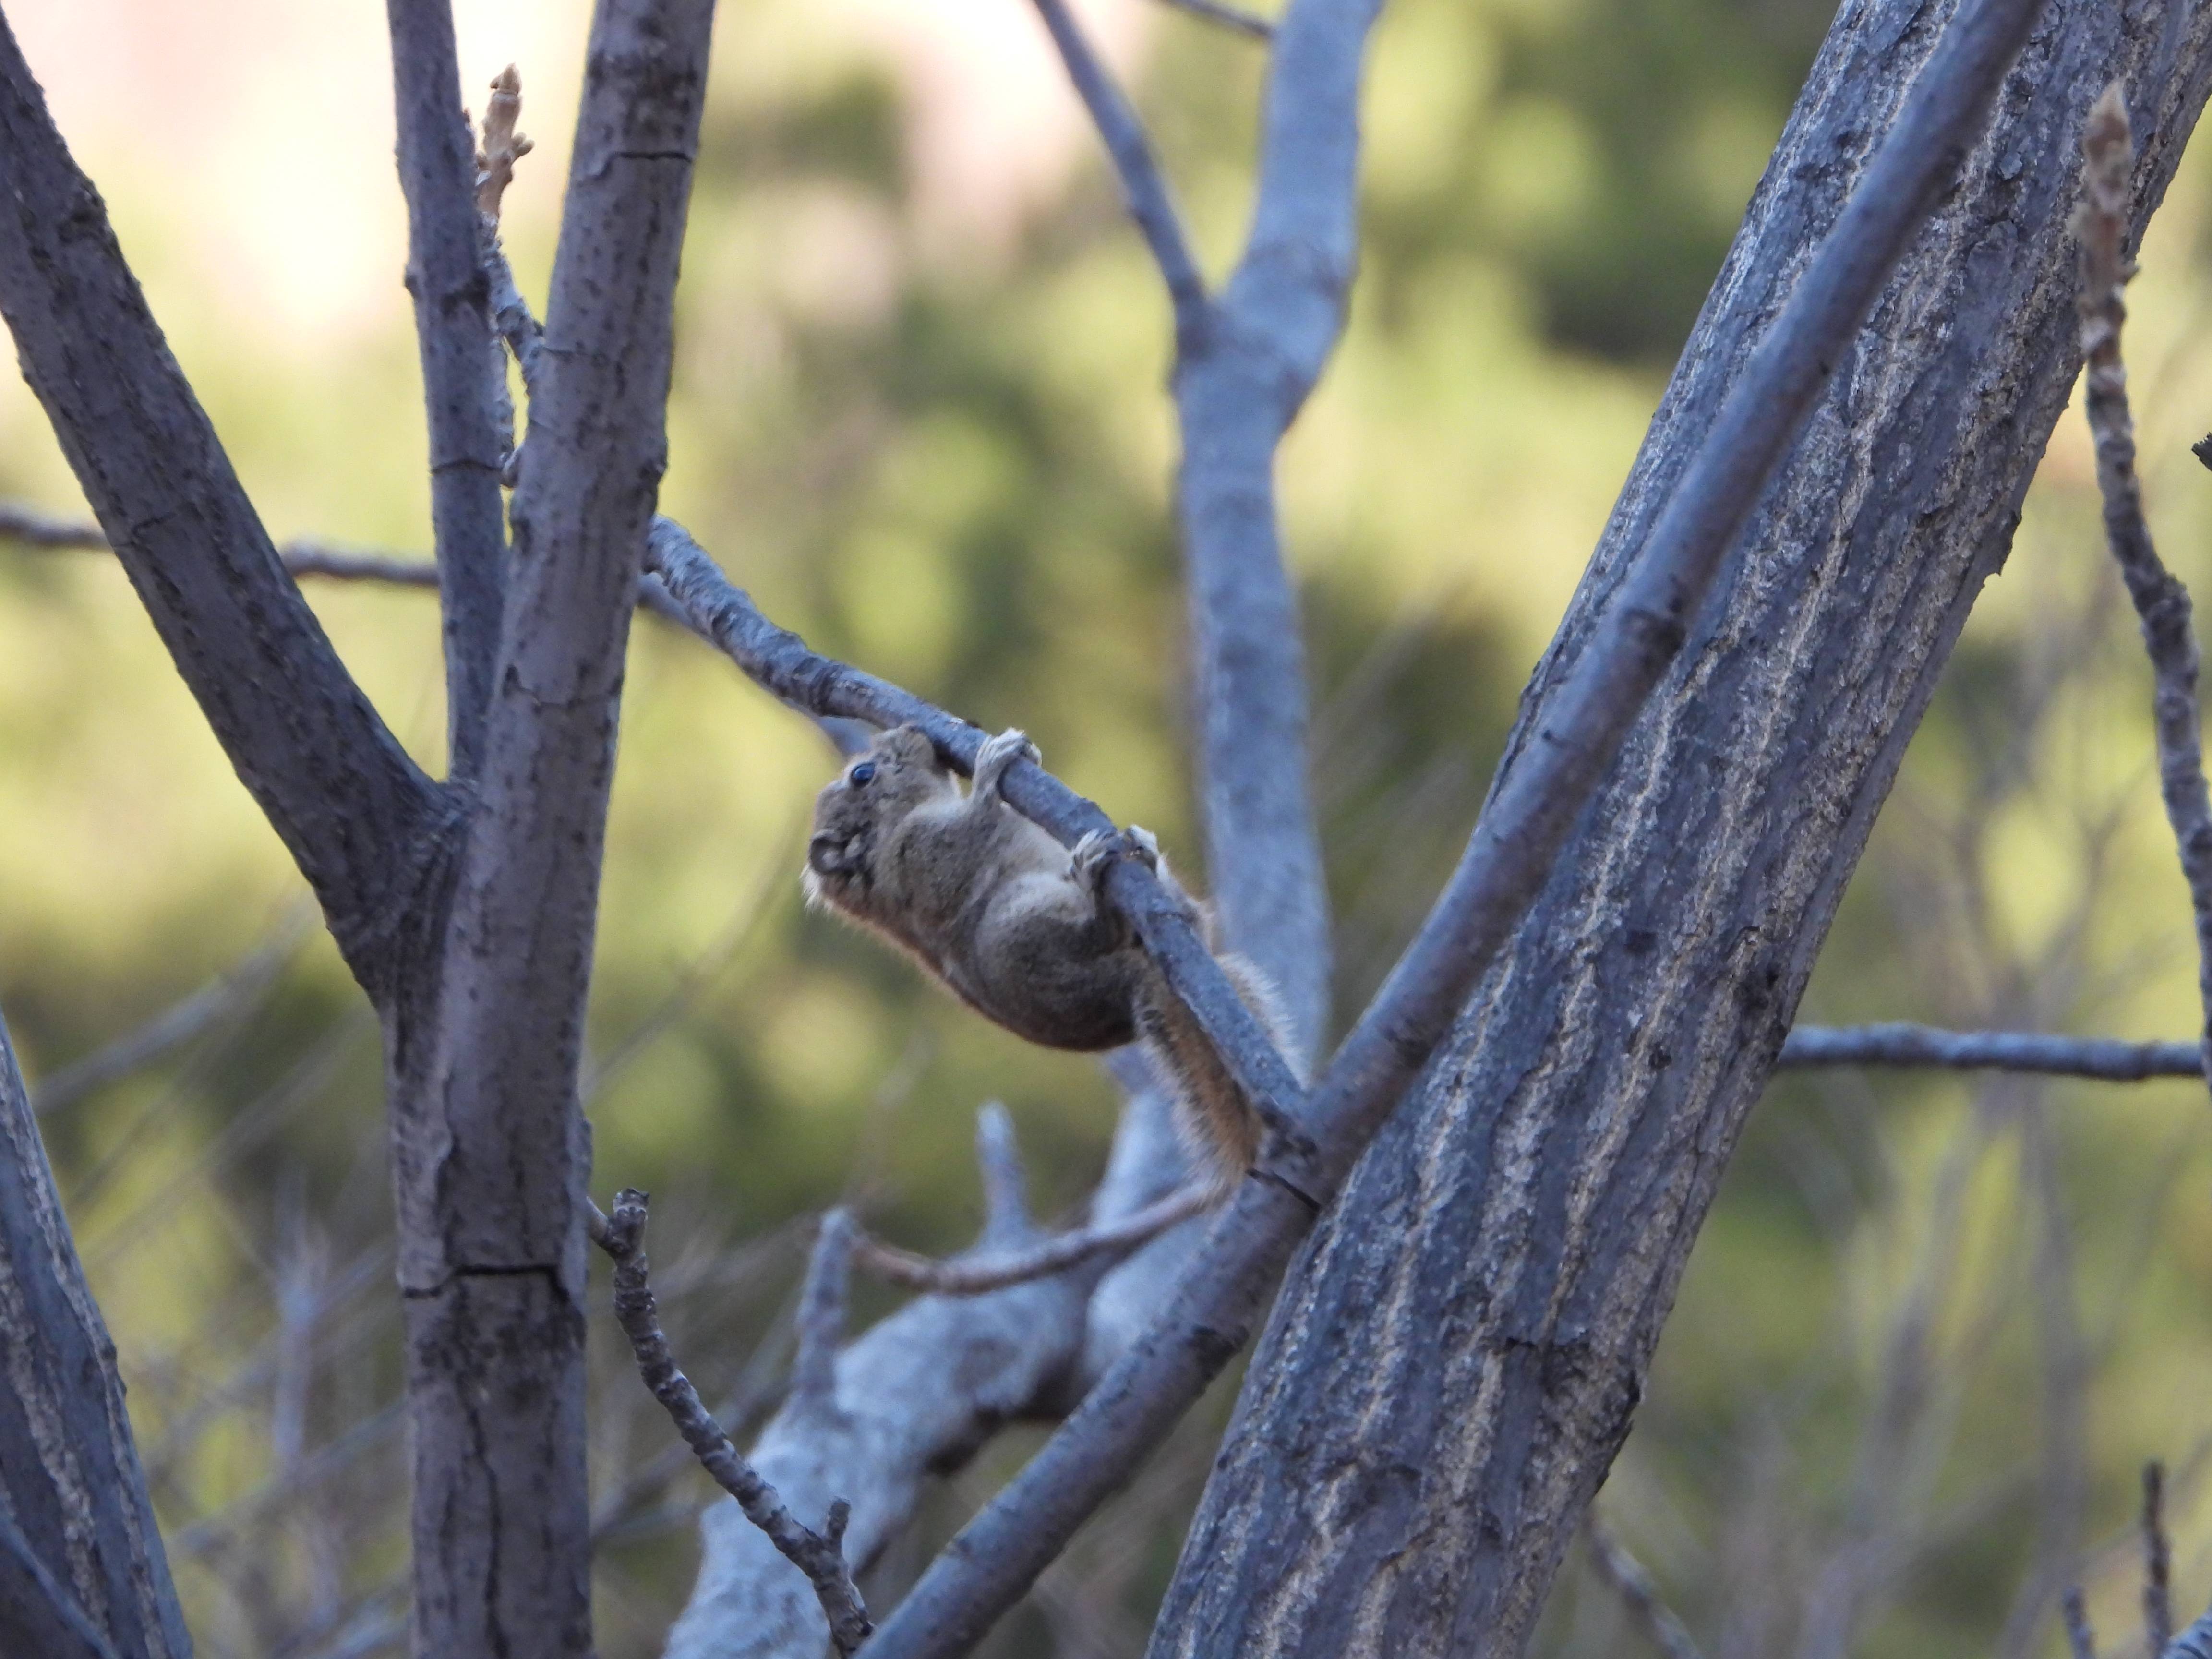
2065, 1587, 2100, 1659
1027, 0, 1208, 342
589, 1190, 872, 1656
1150, 0, 1273, 38
32, 908, 311, 1115
852, 1182, 1214, 1297
1778, 1024, 2200, 1081
2145, 1462, 2173, 1659
473, 64, 533, 219
2075, 82, 2212, 1099
1585, 1515, 1708, 1659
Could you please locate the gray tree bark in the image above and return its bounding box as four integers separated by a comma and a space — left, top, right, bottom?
1151, 3, 2212, 1655
0, 1008, 192, 1659
0, 1, 716, 1654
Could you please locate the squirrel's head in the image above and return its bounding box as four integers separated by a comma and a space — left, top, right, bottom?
803, 724, 952, 909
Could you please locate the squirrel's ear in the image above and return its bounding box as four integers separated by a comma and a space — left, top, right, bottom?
881, 725, 943, 771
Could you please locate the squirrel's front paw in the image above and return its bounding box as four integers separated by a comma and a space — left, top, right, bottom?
972, 728, 1041, 798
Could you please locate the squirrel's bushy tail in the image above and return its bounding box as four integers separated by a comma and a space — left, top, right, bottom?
1137, 950, 1305, 1194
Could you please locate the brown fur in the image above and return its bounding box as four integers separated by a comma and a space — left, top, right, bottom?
805, 724, 1300, 1190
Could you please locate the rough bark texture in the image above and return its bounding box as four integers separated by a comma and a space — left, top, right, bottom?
1152, 4, 2212, 1655
389, 3, 715, 1655
0, 1010, 192, 1659
387, 0, 510, 783
0, 6, 451, 991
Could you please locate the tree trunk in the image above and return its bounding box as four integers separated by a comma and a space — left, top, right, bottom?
0, 1008, 192, 1659
1152, 2, 2212, 1654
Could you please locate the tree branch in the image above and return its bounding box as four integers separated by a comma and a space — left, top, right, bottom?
1151, 0, 1273, 40
0, 1005, 192, 1659
389, 5, 716, 1655
31, 910, 310, 1116
2144, 1463, 2173, 1659
591, 1191, 872, 1656
852, 1181, 1214, 1296
1584, 1515, 1708, 1659
859, 0, 2043, 1648
1028, 0, 1207, 343
2074, 83, 2212, 1100
645, 519, 1314, 1173
1777, 1024, 2201, 1081
0, 11, 450, 992
386, 0, 510, 782
2064, 1587, 2099, 1659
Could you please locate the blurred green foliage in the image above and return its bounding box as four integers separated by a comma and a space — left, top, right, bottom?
3, 0, 2212, 1653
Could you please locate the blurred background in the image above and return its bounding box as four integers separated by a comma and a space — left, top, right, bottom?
3, 0, 2211, 1654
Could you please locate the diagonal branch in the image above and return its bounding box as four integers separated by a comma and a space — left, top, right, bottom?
386, 0, 511, 782
590, 1192, 872, 1656
1585, 1515, 1708, 1659
855, 0, 2043, 1648
852, 1182, 1215, 1296
2073, 84, 2212, 1101
646, 519, 1314, 1176
1028, 0, 1207, 342
0, 11, 450, 992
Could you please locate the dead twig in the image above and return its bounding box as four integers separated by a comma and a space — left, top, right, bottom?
852, 1182, 1214, 1297
473, 64, 533, 219
1585, 1513, 1709, 1659
1778, 1024, 2200, 1081
2074, 83, 2212, 1099
588, 1191, 872, 1656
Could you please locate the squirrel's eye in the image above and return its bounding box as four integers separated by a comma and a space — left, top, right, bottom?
848, 761, 878, 787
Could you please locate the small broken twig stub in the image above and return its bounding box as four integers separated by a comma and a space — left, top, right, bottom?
591, 1190, 872, 1656
2075, 81, 2212, 1099
475, 65, 533, 218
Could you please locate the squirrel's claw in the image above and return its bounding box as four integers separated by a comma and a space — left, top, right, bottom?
972, 728, 1040, 801
1072, 827, 1157, 895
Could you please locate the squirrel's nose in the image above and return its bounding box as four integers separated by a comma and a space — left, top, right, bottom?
806, 833, 843, 875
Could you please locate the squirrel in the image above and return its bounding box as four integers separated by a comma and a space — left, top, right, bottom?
802, 724, 1300, 1191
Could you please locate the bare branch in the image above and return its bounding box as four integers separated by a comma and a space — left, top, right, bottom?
1151, 0, 1273, 40
2144, 1463, 2173, 1659
853, 1182, 1215, 1297
2174, 1601, 2212, 1659
387, 0, 510, 781
2065, 1588, 2100, 1659
1028, 0, 1206, 340
32, 909, 310, 1116
859, 0, 2043, 1646
2075, 84, 2212, 1100
645, 518, 1314, 1178
1585, 1514, 1708, 1659
791, 1211, 856, 1409
0, 15, 449, 989
390, 6, 716, 1653
1777, 1024, 2200, 1081
593, 1191, 872, 1656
